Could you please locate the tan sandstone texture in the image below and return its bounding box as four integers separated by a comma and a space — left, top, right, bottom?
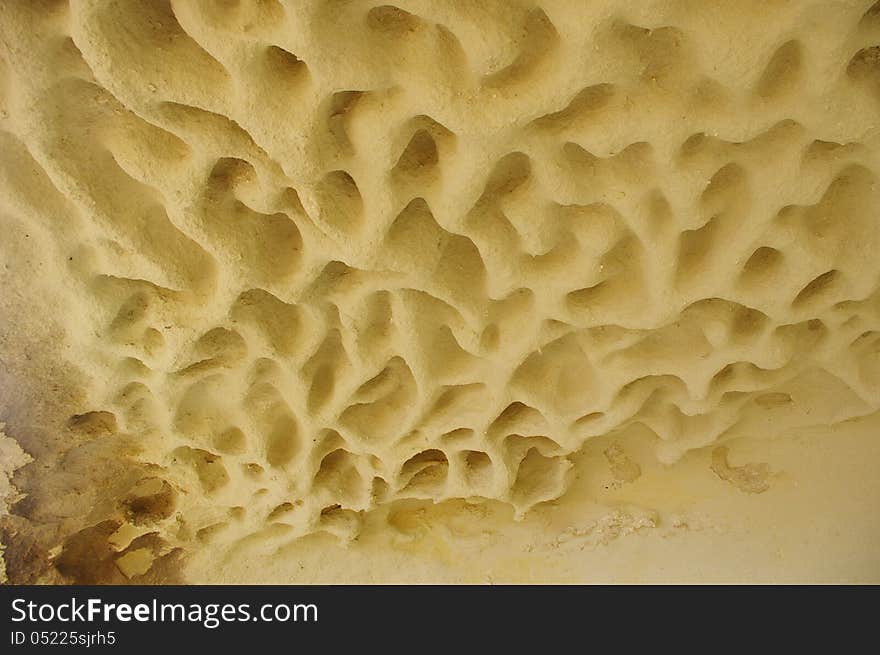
1, 0, 879, 584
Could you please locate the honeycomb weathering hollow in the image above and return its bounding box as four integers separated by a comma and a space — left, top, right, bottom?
1, 0, 879, 583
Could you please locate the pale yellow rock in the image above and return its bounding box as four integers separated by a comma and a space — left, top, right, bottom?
0, 0, 878, 583
114, 547, 156, 579
0, 423, 32, 584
